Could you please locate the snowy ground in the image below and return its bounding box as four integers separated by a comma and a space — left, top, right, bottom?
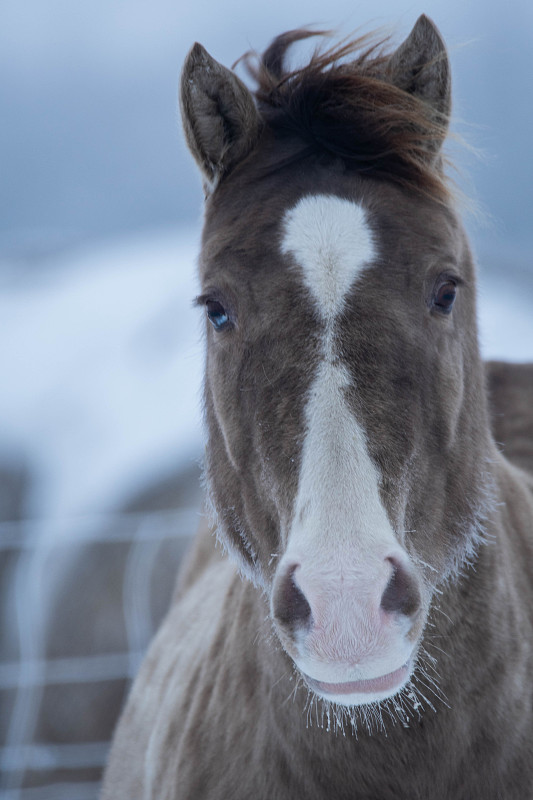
0, 227, 531, 524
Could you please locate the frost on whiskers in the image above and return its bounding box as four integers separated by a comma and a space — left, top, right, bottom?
282, 645, 448, 739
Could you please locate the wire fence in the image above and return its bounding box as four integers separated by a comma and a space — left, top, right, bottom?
0, 508, 200, 800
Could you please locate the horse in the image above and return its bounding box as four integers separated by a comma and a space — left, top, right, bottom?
102, 15, 533, 799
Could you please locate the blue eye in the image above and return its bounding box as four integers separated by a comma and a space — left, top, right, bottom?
206, 299, 231, 330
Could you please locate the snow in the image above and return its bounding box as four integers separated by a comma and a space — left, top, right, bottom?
0, 228, 204, 520
0, 227, 531, 522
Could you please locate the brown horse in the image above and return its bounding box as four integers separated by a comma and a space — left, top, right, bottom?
102, 16, 533, 799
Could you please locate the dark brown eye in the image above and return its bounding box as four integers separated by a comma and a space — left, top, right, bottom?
433, 280, 457, 314
206, 299, 231, 331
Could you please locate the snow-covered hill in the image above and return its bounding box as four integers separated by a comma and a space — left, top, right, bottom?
0, 228, 204, 521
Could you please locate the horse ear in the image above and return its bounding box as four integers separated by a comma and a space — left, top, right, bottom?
180, 43, 262, 194
386, 15, 451, 151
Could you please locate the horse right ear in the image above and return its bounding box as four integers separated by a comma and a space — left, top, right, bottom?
180, 43, 262, 195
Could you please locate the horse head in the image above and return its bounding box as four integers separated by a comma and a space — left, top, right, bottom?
180, 15, 494, 708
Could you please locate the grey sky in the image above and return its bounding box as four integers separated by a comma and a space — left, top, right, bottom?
1, 0, 532, 256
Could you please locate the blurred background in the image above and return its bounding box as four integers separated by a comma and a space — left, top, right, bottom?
0, 0, 532, 798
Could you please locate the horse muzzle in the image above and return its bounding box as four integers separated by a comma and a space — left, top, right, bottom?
271, 547, 425, 706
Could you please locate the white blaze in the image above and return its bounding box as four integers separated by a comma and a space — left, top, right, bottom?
283, 194, 374, 323
281, 194, 396, 561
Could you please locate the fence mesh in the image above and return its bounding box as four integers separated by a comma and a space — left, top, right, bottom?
0, 508, 199, 799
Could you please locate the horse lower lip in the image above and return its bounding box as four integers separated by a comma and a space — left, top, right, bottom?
304, 664, 409, 695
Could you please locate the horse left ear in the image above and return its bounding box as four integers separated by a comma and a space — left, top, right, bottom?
180, 43, 262, 195
386, 15, 451, 153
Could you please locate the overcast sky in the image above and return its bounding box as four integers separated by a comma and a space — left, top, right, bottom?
1, 0, 532, 257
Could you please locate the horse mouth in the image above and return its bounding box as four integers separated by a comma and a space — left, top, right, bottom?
302, 662, 410, 699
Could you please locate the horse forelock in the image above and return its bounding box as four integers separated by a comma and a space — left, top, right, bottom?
238, 28, 452, 203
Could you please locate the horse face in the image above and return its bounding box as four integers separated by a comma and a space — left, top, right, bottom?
198, 167, 491, 706
182, 18, 493, 707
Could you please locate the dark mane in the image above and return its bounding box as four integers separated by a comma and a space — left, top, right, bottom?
241, 29, 451, 199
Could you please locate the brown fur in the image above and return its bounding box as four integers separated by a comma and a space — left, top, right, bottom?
102, 16, 533, 799
487, 361, 533, 478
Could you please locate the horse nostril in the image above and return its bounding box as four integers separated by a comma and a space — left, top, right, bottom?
381, 557, 421, 618
273, 565, 312, 631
